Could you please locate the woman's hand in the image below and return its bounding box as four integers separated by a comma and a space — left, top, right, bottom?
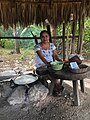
46, 62, 51, 67
63, 58, 68, 63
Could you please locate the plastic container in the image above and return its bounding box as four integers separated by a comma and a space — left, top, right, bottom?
50, 61, 64, 70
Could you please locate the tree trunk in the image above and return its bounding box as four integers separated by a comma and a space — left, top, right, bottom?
13, 24, 20, 54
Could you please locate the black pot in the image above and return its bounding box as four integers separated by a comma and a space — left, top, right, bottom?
69, 55, 82, 65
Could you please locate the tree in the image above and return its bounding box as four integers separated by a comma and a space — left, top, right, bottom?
13, 24, 20, 54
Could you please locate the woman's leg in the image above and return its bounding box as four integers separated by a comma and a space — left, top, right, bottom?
53, 79, 64, 96
40, 74, 64, 96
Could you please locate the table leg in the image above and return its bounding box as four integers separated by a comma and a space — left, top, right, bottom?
60, 79, 63, 86
45, 75, 55, 95
48, 80, 54, 95
80, 80, 85, 93
72, 80, 80, 106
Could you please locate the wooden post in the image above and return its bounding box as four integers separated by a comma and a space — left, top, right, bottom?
51, 25, 57, 44
80, 80, 85, 93
72, 80, 80, 106
34, 36, 38, 44
62, 22, 66, 61
77, 0, 85, 54
45, 19, 52, 43
71, 16, 76, 54
46, 24, 52, 43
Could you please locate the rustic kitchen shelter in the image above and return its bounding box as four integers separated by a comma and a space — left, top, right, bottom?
0, 0, 90, 59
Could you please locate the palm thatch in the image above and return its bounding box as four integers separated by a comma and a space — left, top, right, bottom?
0, 0, 90, 28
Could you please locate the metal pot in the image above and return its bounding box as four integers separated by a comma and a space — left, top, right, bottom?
69, 55, 82, 65
13, 74, 38, 85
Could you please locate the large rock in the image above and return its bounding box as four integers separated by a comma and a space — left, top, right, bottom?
28, 82, 49, 102
0, 82, 12, 98
7, 86, 26, 105
7, 82, 49, 105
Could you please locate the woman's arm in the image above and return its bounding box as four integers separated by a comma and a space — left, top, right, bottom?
53, 49, 62, 61
36, 50, 50, 65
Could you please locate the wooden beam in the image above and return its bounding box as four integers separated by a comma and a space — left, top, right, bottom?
0, 0, 82, 4
0, 36, 79, 40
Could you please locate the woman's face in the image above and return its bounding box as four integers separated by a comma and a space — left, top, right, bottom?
40, 32, 50, 43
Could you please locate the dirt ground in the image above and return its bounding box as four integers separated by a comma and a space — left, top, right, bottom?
0, 54, 90, 120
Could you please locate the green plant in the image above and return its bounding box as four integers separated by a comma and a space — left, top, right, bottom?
3, 39, 15, 49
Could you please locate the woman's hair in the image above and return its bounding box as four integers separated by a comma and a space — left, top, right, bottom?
40, 30, 50, 37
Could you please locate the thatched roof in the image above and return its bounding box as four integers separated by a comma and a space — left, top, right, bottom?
0, 0, 90, 28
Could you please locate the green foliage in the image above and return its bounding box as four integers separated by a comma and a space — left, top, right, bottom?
0, 24, 46, 49
0, 39, 15, 49
84, 18, 90, 41
0, 21, 90, 58
0, 26, 14, 48
57, 24, 63, 36
18, 24, 46, 49
0, 26, 13, 37
82, 18, 90, 53
56, 19, 90, 60
19, 48, 35, 61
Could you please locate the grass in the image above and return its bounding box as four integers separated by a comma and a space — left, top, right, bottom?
0, 47, 89, 62
0, 48, 35, 65
0, 48, 14, 55
0, 48, 36, 71
0, 47, 35, 57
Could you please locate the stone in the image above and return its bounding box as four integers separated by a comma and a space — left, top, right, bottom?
28, 82, 49, 102
0, 82, 12, 98
0, 70, 16, 76
7, 86, 26, 105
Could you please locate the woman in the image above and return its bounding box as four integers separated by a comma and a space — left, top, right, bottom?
34, 30, 64, 96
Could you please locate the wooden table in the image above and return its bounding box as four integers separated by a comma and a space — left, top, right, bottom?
36, 66, 90, 106
48, 67, 90, 106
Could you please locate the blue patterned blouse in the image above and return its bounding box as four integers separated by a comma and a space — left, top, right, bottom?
34, 43, 56, 68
